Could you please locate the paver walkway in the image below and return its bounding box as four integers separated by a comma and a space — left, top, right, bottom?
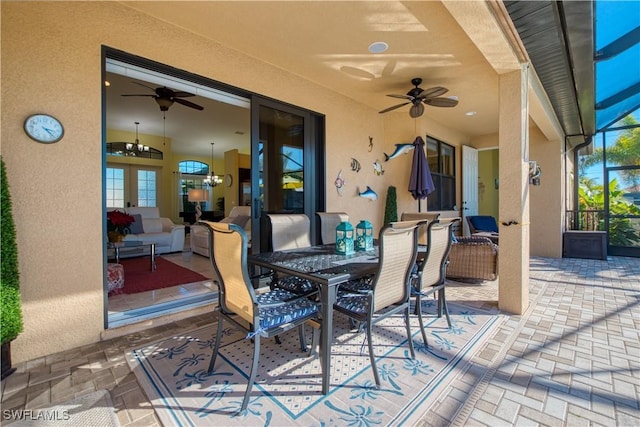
1, 256, 638, 426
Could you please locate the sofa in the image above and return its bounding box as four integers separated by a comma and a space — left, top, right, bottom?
190, 206, 252, 257
115, 207, 185, 256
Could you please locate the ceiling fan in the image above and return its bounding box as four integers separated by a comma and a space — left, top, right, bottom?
379, 78, 458, 118
121, 82, 204, 112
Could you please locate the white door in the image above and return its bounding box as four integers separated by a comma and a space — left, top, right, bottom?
106, 164, 159, 208
462, 145, 478, 236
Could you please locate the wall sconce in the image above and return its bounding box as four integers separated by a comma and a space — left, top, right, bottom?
529, 161, 541, 186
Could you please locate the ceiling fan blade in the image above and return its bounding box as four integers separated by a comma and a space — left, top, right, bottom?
131, 81, 157, 92
424, 97, 459, 107
379, 102, 411, 114
171, 91, 196, 98
386, 94, 413, 100
416, 86, 448, 99
174, 98, 204, 111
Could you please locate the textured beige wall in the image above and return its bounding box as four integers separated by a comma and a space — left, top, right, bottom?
529, 127, 564, 257
478, 149, 499, 218
1, 1, 474, 361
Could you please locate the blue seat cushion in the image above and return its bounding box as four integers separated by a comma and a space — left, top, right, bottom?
334, 290, 370, 316
338, 274, 374, 293
470, 216, 499, 233
273, 276, 317, 295
256, 289, 318, 330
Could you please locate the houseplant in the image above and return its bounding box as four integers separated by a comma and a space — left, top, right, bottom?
384, 185, 398, 225
1, 157, 24, 379
107, 209, 135, 242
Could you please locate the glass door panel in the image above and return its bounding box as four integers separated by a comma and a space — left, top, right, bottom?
606, 167, 640, 256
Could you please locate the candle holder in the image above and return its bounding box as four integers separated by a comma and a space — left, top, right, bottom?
355, 220, 374, 251
335, 221, 355, 255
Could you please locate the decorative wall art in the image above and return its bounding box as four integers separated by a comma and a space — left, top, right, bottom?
384, 143, 414, 161
358, 186, 378, 201
350, 158, 361, 172
334, 170, 345, 195
373, 160, 384, 176
368, 136, 374, 152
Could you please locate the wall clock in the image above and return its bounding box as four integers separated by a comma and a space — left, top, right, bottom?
24, 113, 64, 144
225, 174, 233, 187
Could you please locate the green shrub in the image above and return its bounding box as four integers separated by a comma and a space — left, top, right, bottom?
1, 157, 23, 344
383, 186, 398, 225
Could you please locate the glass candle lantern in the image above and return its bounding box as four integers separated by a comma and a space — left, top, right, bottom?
355, 220, 374, 251
335, 221, 355, 255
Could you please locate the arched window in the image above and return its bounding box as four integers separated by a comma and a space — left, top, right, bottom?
179, 160, 209, 175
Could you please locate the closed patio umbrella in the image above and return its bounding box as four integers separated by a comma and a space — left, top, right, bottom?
408, 136, 435, 211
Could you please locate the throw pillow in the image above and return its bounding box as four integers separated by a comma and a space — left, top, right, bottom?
129, 214, 145, 234
470, 216, 499, 233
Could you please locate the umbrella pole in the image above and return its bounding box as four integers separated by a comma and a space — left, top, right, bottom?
418, 199, 421, 212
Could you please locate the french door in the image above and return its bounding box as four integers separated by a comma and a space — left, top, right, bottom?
250, 97, 325, 252
106, 163, 160, 208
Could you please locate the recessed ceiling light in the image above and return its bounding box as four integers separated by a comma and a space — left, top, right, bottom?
104, 80, 111, 87
465, 111, 477, 116
368, 42, 388, 54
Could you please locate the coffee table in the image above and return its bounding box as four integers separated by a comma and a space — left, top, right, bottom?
108, 241, 156, 271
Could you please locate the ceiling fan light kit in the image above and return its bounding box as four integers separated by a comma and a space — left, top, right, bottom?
379, 77, 458, 118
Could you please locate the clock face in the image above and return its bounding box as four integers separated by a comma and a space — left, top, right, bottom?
225, 174, 233, 187
24, 114, 64, 143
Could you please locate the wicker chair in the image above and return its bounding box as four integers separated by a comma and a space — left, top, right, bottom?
446, 236, 498, 282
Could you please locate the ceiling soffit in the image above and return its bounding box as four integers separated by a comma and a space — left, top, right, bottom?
504, 0, 594, 147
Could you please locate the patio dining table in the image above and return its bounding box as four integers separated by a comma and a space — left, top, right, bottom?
248, 244, 380, 395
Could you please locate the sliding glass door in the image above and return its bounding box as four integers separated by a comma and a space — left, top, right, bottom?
251, 97, 325, 252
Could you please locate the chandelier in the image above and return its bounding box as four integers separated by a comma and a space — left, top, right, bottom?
205, 142, 223, 187
125, 122, 150, 155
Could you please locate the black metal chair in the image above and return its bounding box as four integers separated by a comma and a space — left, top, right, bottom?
411, 218, 459, 346
203, 221, 319, 413
333, 221, 422, 387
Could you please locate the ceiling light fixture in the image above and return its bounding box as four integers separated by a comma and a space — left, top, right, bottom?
204, 142, 223, 187
124, 121, 150, 155
368, 41, 389, 54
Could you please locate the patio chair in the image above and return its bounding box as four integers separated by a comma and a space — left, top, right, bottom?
401, 211, 441, 245
203, 221, 319, 413
333, 221, 422, 387
411, 218, 459, 345
316, 212, 349, 244
447, 236, 498, 282
263, 214, 318, 297
466, 215, 499, 243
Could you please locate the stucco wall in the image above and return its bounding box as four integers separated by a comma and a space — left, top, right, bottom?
1, 1, 480, 362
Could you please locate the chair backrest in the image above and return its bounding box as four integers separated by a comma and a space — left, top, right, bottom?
204, 221, 256, 325
371, 221, 422, 312
316, 212, 349, 244
467, 215, 499, 234
418, 218, 460, 289
401, 212, 441, 245
267, 214, 312, 251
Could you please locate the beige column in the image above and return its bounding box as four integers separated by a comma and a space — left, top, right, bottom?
498, 65, 530, 314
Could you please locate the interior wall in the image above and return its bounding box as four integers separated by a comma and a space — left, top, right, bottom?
1, 1, 470, 362
478, 149, 499, 218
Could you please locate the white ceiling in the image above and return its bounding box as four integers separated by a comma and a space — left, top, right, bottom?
107, 1, 512, 158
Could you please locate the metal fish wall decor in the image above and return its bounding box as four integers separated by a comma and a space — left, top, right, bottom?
358, 186, 378, 201
350, 158, 361, 172
373, 160, 384, 176
384, 143, 415, 161
334, 170, 345, 195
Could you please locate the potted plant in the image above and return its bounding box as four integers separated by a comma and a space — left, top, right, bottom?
1, 157, 24, 379
107, 209, 134, 242
384, 185, 398, 225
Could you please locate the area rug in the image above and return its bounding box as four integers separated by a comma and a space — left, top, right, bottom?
126, 301, 502, 427
113, 257, 209, 295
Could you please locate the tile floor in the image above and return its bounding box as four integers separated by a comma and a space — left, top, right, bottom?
1, 256, 639, 426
